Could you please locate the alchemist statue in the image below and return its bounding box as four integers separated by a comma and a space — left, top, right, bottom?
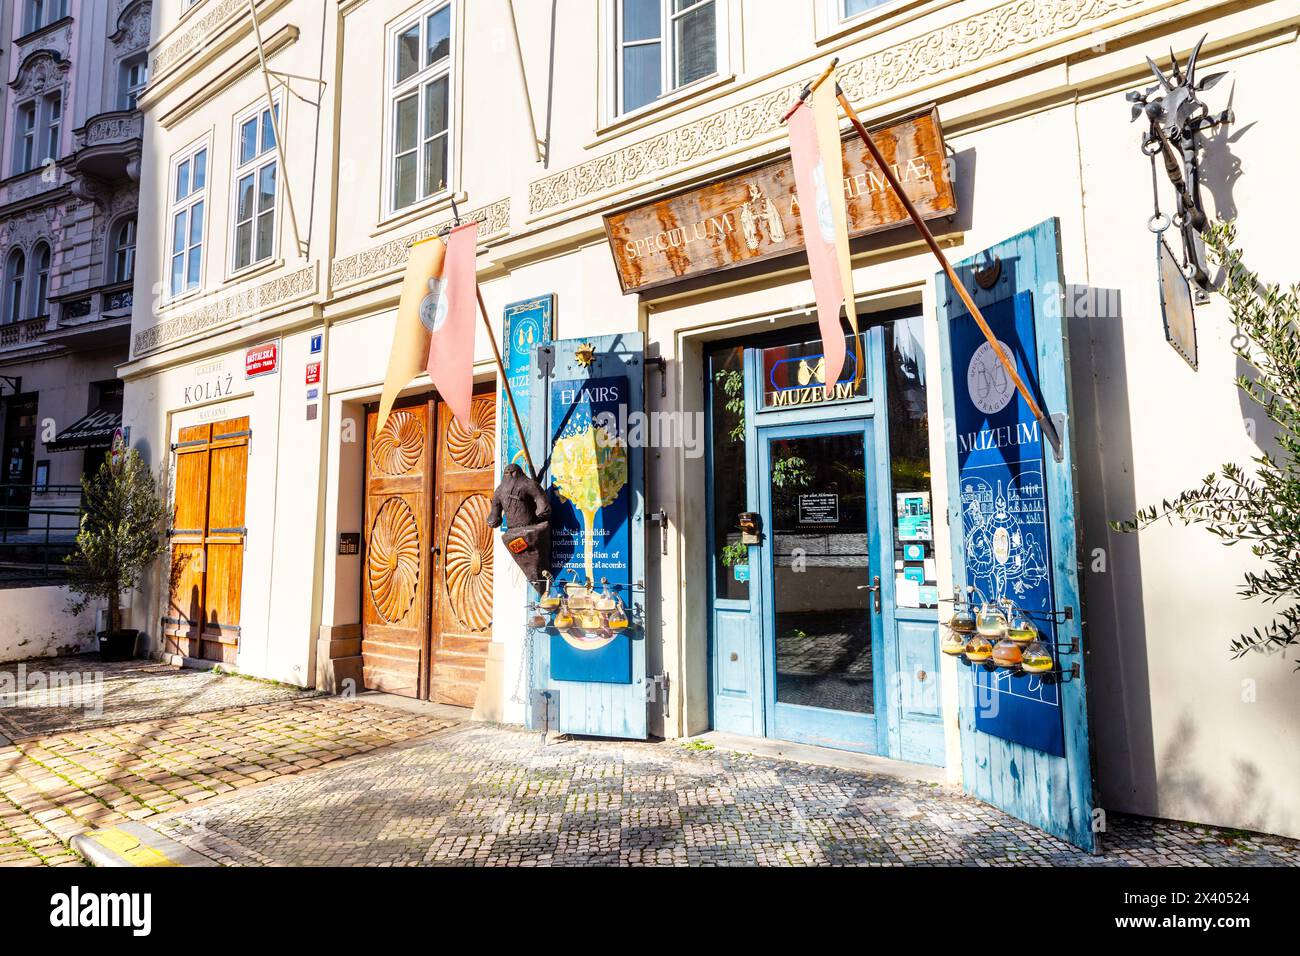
488, 463, 552, 585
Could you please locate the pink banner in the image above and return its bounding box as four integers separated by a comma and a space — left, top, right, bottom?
426, 221, 479, 427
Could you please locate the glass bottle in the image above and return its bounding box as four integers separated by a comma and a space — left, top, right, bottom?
553, 597, 574, 630
1006, 611, 1038, 646
527, 605, 547, 629
595, 580, 616, 612
948, 606, 977, 635
577, 604, 603, 631
608, 597, 629, 630
992, 635, 1023, 668
942, 629, 967, 656
976, 601, 1008, 640
964, 632, 994, 663
1021, 639, 1054, 674
538, 574, 561, 612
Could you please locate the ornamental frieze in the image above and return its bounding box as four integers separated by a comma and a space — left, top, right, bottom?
329, 198, 511, 289
153, 0, 247, 75
528, 0, 1145, 217
132, 263, 317, 356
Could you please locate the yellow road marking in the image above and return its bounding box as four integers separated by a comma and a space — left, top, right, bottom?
88, 827, 179, 867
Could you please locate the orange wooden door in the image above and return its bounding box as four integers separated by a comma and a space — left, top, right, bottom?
165, 423, 211, 658
427, 394, 497, 707
201, 418, 249, 664
362, 401, 435, 697
164, 417, 249, 664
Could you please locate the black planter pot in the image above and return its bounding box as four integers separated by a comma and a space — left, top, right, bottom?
98, 629, 139, 662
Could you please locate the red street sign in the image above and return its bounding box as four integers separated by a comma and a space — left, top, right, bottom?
245, 342, 279, 378
305, 361, 321, 385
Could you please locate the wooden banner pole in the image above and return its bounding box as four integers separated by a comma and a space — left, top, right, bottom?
831, 85, 1063, 459
475, 286, 538, 480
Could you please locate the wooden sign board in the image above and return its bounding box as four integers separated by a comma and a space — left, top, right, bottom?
603, 107, 957, 294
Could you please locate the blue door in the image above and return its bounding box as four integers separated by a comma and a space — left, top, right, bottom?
758, 417, 887, 754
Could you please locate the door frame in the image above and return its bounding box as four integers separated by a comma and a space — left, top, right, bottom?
756, 415, 888, 755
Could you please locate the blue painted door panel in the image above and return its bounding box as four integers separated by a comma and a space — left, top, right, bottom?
526, 333, 648, 739
935, 218, 1096, 851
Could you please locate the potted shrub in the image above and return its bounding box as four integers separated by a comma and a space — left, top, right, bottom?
66, 448, 169, 662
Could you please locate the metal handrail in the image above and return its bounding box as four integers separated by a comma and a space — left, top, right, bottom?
0, 492, 84, 580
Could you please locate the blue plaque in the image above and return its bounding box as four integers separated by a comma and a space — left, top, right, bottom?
501, 295, 554, 477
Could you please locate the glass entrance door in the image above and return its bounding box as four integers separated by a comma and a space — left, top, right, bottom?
758, 418, 884, 753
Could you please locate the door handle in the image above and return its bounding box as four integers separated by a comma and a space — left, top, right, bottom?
858, 576, 881, 613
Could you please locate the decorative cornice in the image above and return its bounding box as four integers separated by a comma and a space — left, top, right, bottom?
528, 0, 1145, 217
153, 0, 248, 75
133, 263, 318, 356
329, 199, 512, 290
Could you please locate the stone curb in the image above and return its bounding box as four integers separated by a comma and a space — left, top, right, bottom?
71, 822, 221, 868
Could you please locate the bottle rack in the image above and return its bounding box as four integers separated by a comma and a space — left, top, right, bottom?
946, 586, 1080, 683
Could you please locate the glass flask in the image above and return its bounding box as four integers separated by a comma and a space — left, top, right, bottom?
527, 605, 547, 629
976, 602, 1008, 640
552, 598, 574, 630
577, 605, 603, 631
595, 581, 617, 612
538, 575, 561, 612
1006, 611, 1038, 645
948, 606, 977, 635
1021, 639, 1055, 674
964, 633, 994, 663
992, 636, 1023, 668
941, 629, 967, 656
608, 597, 629, 630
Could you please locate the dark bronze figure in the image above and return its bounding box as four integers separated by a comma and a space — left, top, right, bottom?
488, 463, 552, 585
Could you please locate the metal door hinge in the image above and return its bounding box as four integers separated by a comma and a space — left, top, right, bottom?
647, 508, 668, 555
648, 355, 667, 397
645, 673, 670, 717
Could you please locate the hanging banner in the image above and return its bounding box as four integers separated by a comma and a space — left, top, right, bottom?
547, 374, 633, 684
949, 291, 1064, 757
501, 295, 554, 475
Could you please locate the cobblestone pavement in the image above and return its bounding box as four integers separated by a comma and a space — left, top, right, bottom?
0, 657, 316, 740
150, 723, 1300, 867
0, 660, 459, 867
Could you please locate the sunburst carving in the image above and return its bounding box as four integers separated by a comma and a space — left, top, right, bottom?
368, 497, 421, 624
445, 399, 496, 470
372, 410, 424, 476
444, 494, 493, 631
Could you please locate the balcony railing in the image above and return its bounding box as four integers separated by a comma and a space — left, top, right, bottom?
74, 111, 144, 152
0, 316, 51, 350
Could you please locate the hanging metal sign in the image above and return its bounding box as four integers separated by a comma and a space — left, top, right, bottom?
1158, 236, 1198, 368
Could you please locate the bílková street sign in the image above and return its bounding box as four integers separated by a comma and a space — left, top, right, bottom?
602, 107, 956, 294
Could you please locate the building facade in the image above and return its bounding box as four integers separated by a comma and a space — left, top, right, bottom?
0, 0, 150, 543
122, 0, 1300, 843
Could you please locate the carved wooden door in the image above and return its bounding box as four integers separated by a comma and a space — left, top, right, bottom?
362, 401, 435, 697
165, 417, 249, 664
427, 393, 497, 707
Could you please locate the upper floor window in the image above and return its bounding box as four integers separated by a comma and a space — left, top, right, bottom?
4, 251, 26, 325
111, 218, 137, 284
120, 55, 150, 111
24, 0, 68, 34
615, 0, 720, 116
14, 103, 37, 175
388, 1, 452, 212
14, 93, 63, 173
29, 243, 51, 319
232, 100, 280, 271
168, 143, 207, 297
44, 92, 62, 161
837, 0, 893, 21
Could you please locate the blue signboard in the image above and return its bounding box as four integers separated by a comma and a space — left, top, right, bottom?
949, 290, 1064, 757
547, 374, 633, 684
501, 295, 554, 477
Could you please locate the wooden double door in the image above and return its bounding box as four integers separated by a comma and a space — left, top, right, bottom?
166, 417, 250, 664
361, 391, 496, 706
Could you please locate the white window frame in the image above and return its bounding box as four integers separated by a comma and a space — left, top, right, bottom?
14, 101, 37, 175
610, 0, 727, 120
166, 139, 210, 300
4, 250, 26, 325
229, 97, 281, 275
384, 0, 455, 218
120, 55, 149, 111
110, 217, 137, 285
29, 242, 51, 319
24, 0, 68, 35
42, 91, 61, 163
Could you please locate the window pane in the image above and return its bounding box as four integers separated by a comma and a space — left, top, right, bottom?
240, 117, 258, 165
709, 346, 749, 601
176, 159, 190, 199
172, 211, 187, 251
236, 173, 255, 222
258, 163, 276, 214
426, 6, 450, 65
396, 23, 420, 82
395, 94, 418, 152
674, 0, 716, 87
622, 42, 661, 113
423, 136, 447, 198
622, 0, 661, 41
171, 254, 184, 296
188, 200, 204, 245
394, 152, 417, 209
186, 246, 202, 287
256, 210, 275, 261
193, 149, 207, 190
885, 316, 936, 608
843, 0, 886, 17
235, 221, 252, 269
424, 76, 449, 137
261, 106, 277, 152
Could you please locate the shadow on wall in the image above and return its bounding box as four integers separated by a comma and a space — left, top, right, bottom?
1158, 709, 1293, 839
1065, 289, 1159, 818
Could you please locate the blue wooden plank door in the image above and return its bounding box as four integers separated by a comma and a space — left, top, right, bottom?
526, 333, 648, 739
757, 416, 888, 755
935, 218, 1096, 851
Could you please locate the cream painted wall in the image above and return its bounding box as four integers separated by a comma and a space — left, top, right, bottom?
0, 585, 98, 663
